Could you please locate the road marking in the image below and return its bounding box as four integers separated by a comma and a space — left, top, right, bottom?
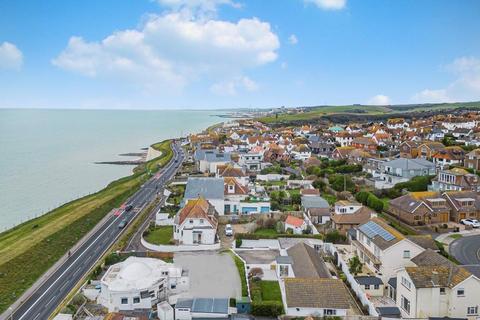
477, 248, 480, 262
17, 216, 119, 320
45, 295, 57, 307
33, 313, 41, 320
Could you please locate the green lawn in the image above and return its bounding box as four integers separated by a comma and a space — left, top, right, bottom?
321, 193, 337, 206
0, 140, 173, 313
144, 226, 173, 245
254, 228, 278, 237
258, 281, 282, 302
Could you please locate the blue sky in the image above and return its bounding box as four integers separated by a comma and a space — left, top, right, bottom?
0, 0, 479, 109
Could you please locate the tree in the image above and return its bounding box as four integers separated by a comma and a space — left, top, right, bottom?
313, 178, 326, 192
290, 192, 301, 205
329, 174, 355, 193
348, 256, 363, 275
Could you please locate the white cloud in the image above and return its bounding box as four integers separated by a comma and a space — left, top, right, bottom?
304, 0, 346, 10
210, 76, 258, 95
281, 61, 288, 69
0, 42, 23, 70
412, 89, 450, 103
288, 34, 298, 45
368, 94, 391, 105
53, 12, 279, 92
156, 0, 241, 19
413, 56, 480, 103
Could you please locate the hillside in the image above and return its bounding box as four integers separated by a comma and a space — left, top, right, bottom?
257, 101, 480, 124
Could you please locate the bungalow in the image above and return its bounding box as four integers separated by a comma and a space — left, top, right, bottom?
173, 198, 218, 245
284, 215, 307, 234
355, 276, 384, 297
284, 278, 350, 317
302, 196, 330, 224
375, 158, 436, 189
331, 200, 373, 234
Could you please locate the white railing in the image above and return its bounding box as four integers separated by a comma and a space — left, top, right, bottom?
324, 243, 379, 316
141, 237, 220, 252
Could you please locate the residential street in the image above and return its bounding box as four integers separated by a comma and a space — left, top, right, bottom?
449, 234, 480, 265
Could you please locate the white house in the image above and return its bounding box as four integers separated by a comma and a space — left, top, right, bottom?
194, 149, 231, 173
97, 257, 189, 312
375, 158, 436, 189
284, 215, 307, 234
353, 218, 425, 282
174, 198, 218, 245
396, 249, 480, 319
291, 144, 312, 161
238, 152, 263, 171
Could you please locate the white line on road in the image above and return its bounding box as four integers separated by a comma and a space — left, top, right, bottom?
17, 216, 119, 320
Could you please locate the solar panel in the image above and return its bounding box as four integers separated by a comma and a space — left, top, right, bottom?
359, 221, 395, 241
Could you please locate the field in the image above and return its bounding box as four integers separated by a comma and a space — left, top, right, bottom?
257, 101, 480, 124
0, 140, 173, 313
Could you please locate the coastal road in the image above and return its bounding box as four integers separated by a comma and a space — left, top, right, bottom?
7, 142, 184, 320
450, 234, 480, 265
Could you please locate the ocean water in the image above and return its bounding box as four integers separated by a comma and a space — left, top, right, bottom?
0, 109, 224, 230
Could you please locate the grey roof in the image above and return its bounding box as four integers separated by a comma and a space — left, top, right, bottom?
301, 195, 329, 209
276, 256, 293, 264
184, 177, 224, 200
383, 157, 435, 170
286, 242, 331, 278
354, 276, 383, 286
176, 298, 229, 314
388, 277, 397, 289
463, 265, 480, 278
194, 149, 231, 162
376, 307, 401, 317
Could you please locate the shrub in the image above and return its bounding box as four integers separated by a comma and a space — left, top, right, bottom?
251, 301, 284, 316
324, 230, 346, 244
367, 193, 384, 212
235, 238, 242, 248
312, 178, 326, 191
329, 174, 355, 193
348, 256, 363, 275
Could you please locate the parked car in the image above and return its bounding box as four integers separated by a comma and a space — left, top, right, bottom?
460, 218, 480, 228
225, 224, 234, 236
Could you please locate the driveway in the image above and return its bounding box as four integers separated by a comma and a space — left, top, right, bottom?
174, 251, 241, 298
450, 234, 480, 265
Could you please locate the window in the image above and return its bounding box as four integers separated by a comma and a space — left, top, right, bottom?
467, 306, 478, 315
121, 298, 128, 304
189, 219, 193, 224
200, 219, 204, 224
401, 296, 411, 314
440, 287, 446, 295
457, 288, 465, 296
133, 297, 140, 304
324, 309, 336, 316
374, 284, 380, 290
403, 250, 411, 259
365, 284, 370, 290
401, 277, 411, 290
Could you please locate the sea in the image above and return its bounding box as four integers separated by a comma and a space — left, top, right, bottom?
0, 108, 226, 231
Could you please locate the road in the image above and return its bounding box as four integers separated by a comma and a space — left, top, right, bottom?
450, 234, 480, 265
7, 142, 184, 320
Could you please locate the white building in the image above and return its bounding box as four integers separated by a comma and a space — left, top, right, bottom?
353, 218, 425, 282
396, 249, 480, 319
238, 152, 263, 171
98, 257, 189, 312
174, 198, 218, 245
175, 298, 230, 320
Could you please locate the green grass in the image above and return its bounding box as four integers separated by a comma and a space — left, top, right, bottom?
0, 140, 173, 314
321, 193, 337, 206
228, 251, 248, 297
257, 281, 282, 302
254, 228, 278, 237
449, 234, 463, 240
257, 102, 480, 124
381, 198, 390, 211
144, 226, 173, 245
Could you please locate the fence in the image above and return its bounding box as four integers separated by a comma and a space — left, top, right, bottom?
141, 237, 220, 252
324, 243, 379, 317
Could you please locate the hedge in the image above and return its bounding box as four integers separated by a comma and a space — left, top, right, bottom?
235, 233, 323, 240
251, 301, 284, 316
355, 191, 384, 212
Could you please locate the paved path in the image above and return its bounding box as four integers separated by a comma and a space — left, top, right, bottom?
449, 234, 480, 265
2, 142, 184, 320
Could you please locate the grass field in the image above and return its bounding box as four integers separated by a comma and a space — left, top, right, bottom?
257, 102, 480, 124
144, 226, 173, 245
0, 140, 173, 313
251, 280, 282, 302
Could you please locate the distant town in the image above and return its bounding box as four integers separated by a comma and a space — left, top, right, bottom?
4, 104, 480, 320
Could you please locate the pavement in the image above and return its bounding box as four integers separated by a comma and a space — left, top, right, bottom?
174, 251, 242, 299
2, 142, 184, 320
449, 233, 480, 265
